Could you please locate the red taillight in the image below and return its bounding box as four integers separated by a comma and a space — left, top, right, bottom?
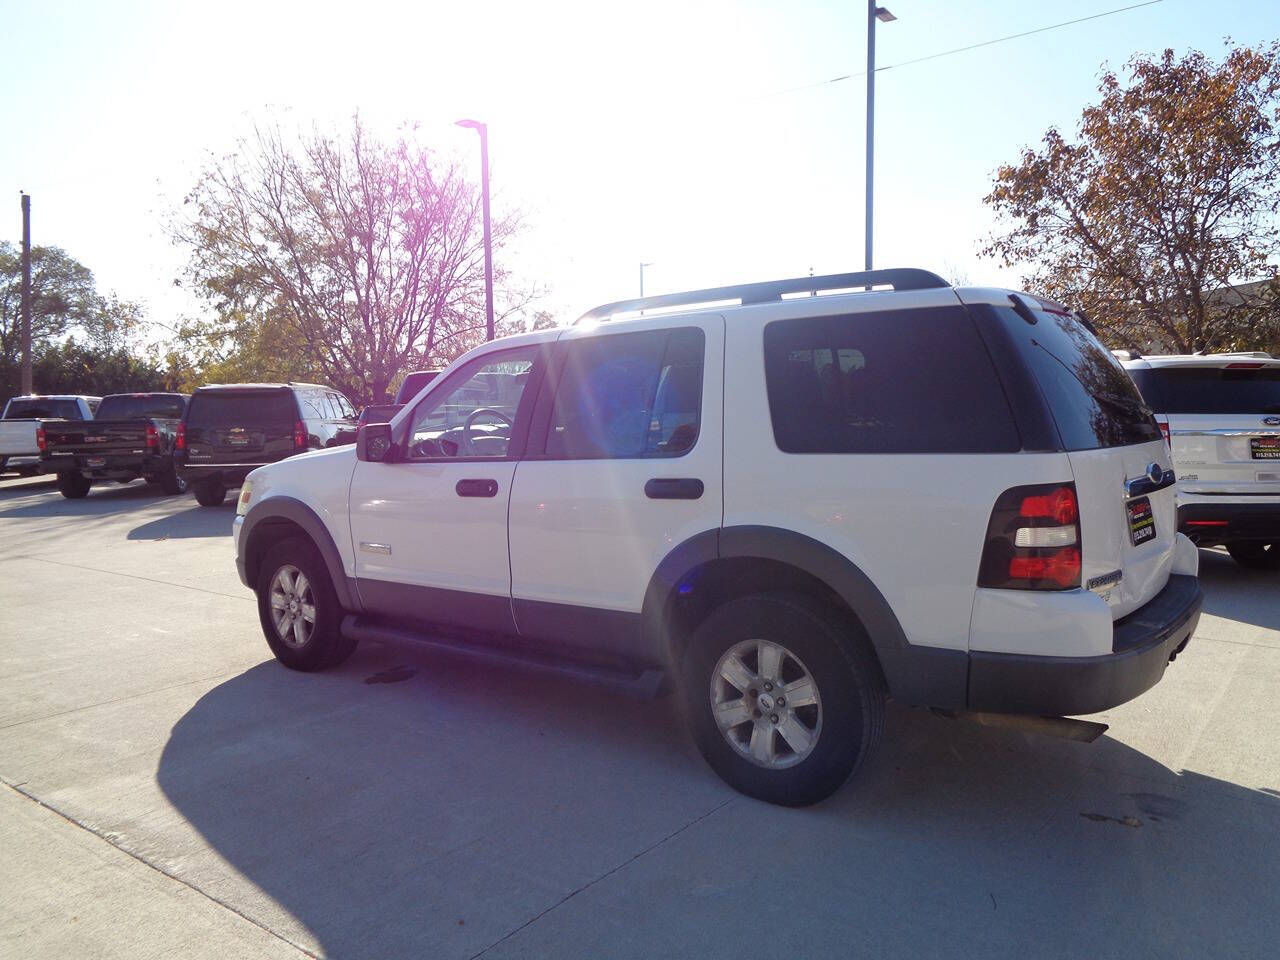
1009, 548, 1081, 588
294, 420, 307, 450
175, 422, 186, 451
1157, 419, 1171, 445
1019, 487, 1077, 525
145, 423, 159, 450
978, 482, 1082, 591
36, 426, 46, 452
1185, 520, 1228, 527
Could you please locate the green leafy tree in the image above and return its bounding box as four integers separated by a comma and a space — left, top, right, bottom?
984, 44, 1280, 353
173, 115, 533, 404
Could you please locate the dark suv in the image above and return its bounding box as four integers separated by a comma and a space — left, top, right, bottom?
176, 383, 357, 506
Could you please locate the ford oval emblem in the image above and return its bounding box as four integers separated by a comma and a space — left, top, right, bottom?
1147, 462, 1162, 484
1265, 416, 1280, 427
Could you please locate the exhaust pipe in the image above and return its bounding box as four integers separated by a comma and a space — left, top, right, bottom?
935, 710, 1109, 742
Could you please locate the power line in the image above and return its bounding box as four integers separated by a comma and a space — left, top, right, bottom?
751, 0, 1165, 101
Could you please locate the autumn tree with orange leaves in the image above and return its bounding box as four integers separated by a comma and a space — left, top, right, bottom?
984, 44, 1280, 354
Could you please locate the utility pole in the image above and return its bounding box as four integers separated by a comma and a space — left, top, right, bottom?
866, 5, 897, 272
639, 262, 653, 297
20, 192, 32, 395
455, 120, 495, 341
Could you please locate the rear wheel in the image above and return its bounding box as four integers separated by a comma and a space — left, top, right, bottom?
679, 591, 886, 807
56, 471, 92, 499
193, 480, 226, 507
256, 538, 357, 670
157, 468, 187, 496
1226, 541, 1280, 570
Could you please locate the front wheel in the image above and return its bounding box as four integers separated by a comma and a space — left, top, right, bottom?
256, 538, 357, 671
192, 479, 226, 506
57, 471, 92, 499
1226, 541, 1280, 570
680, 592, 886, 807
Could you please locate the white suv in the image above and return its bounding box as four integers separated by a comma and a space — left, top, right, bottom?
232, 269, 1203, 806
1119, 352, 1280, 569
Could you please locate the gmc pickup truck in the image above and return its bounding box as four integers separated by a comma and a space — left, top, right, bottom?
44, 392, 188, 498
0, 395, 100, 476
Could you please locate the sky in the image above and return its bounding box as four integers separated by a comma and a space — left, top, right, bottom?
2, 0, 1279, 343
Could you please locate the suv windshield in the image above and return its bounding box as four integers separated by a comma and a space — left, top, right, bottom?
991, 303, 1160, 449
4, 398, 81, 419
1128, 366, 1280, 414
97, 395, 187, 420
187, 391, 297, 427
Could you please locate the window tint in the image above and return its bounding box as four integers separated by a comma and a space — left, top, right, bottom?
4, 398, 82, 419
395, 370, 441, 405
95, 395, 187, 420
187, 391, 297, 427
991, 305, 1160, 449
296, 390, 329, 419
405, 348, 537, 459
764, 307, 1020, 454
1128, 366, 1280, 414
328, 392, 356, 419
545, 328, 704, 460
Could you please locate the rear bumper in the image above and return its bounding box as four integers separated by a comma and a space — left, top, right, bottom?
176, 463, 256, 486
966, 573, 1202, 716
1178, 501, 1280, 546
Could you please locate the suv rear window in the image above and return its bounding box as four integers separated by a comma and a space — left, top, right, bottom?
1128, 366, 1280, 414
187, 391, 297, 427
96, 395, 187, 420
4, 399, 82, 419
989, 304, 1160, 450
763, 306, 1020, 454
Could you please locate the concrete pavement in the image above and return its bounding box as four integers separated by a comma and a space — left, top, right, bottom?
1, 473, 1278, 958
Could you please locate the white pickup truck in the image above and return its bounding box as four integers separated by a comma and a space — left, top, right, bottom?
0, 395, 100, 475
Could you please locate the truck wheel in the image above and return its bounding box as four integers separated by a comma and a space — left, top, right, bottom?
158, 469, 187, 496
1226, 541, 1280, 570
680, 592, 886, 807
56, 472, 92, 499
193, 480, 226, 507
256, 538, 357, 671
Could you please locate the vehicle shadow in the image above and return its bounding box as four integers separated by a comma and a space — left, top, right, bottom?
0, 476, 58, 499
127, 502, 236, 540
1197, 547, 1280, 631
156, 639, 1280, 959
0, 480, 174, 518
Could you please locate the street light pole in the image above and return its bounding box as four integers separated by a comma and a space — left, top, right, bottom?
20, 192, 32, 396
639, 262, 653, 297
456, 119, 495, 342
866, 4, 896, 272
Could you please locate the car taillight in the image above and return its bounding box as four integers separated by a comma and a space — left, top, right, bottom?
978, 482, 1082, 591
146, 423, 159, 450
36, 426, 46, 452
294, 420, 307, 450
175, 422, 186, 451
1156, 417, 1170, 446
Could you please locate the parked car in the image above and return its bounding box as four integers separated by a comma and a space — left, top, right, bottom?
176, 383, 357, 507
43, 392, 189, 498
1119, 350, 1280, 568
0, 395, 100, 476
232, 270, 1202, 806
331, 403, 404, 448
394, 369, 443, 405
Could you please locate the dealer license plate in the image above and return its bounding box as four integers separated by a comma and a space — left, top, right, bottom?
86, 456, 106, 469
1127, 496, 1156, 546
1251, 437, 1280, 459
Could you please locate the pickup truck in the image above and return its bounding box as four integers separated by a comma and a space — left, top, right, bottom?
44, 392, 189, 499
0, 395, 100, 476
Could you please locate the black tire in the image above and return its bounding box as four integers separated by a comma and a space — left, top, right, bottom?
1226, 541, 1280, 570
56, 471, 92, 499
680, 591, 886, 807
256, 537, 357, 671
193, 480, 226, 507
157, 468, 187, 496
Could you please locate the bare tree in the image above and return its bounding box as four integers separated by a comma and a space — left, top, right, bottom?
174, 116, 532, 402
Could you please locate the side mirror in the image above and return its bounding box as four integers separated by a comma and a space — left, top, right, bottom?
356, 422, 398, 463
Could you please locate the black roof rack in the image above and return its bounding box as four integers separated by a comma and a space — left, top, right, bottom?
575, 268, 950, 324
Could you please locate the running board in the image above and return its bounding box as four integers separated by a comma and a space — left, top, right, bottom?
340, 615, 666, 699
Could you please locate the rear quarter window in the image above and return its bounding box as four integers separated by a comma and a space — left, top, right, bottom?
987, 303, 1160, 450
763, 306, 1021, 454
187, 391, 297, 427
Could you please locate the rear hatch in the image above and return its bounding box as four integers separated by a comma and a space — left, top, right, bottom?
988, 297, 1174, 619
184, 389, 299, 465
1128, 360, 1280, 497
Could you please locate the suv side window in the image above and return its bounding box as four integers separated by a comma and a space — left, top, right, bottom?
543, 327, 704, 460
327, 392, 355, 419
296, 389, 328, 420
404, 346, 538, 460
763, 306, 1020, 454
